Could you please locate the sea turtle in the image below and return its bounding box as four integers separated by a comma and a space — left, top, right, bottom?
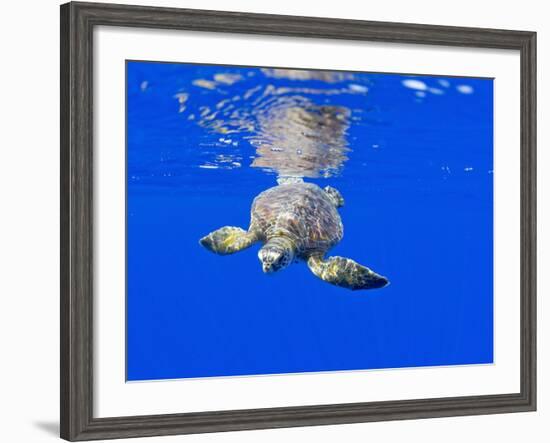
199, 179, 389, 290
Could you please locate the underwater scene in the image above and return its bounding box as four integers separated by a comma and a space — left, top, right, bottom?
127, 61, 493, 381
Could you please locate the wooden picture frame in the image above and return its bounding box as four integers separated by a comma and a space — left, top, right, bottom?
60, 1, 536, 440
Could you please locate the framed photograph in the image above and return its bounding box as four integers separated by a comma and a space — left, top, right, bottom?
60, 1, 536, 441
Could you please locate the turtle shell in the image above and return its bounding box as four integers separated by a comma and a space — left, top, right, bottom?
249, 182, 343, 256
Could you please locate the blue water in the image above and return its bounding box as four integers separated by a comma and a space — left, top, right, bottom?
127, 61, 493, 381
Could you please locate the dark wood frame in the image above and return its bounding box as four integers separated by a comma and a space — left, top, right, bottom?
60, 1, 537, 441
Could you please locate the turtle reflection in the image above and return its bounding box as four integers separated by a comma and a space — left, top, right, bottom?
261, 68, 355, 83
250, 100, 350, 178
194, 68, 354, 178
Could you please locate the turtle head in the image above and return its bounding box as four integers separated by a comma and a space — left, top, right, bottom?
324, 186, 345, 208
258, 237, 295, 273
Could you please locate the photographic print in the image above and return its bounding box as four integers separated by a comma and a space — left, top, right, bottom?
126, 61, 494, 382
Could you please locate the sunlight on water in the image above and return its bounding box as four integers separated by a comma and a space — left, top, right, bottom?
402, 79, 428, 91
457, 84, 474, 94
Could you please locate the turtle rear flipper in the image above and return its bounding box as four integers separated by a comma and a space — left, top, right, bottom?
200, 226, 258, 255
307, 255, 389, 290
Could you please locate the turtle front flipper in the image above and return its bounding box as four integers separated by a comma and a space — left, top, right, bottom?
307, 254, 389, 290
200, 226, 258, 255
